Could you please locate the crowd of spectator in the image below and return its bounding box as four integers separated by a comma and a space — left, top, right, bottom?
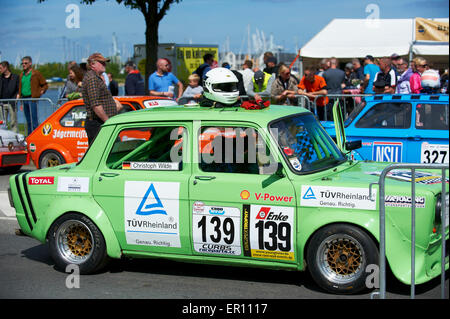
1, 51, 449, 133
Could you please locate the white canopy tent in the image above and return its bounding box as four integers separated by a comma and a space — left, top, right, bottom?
300, 18, 449, 70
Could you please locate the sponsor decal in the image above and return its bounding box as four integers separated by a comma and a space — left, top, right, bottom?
385, 195, 426, 208
29, 143, 36, 152
122, 161, 179, 171
367, 170, 449, 185
372, 141, 402, 162
52, 129, 88, 139
57, 177, 89, 192
255, 192, 294, 203
243, 205, 295, 261
193, 204, 241, 255
124, 181, 180, 248
289, 158, 302, 171
300, 185, 377, 210
42, 123, 52, 136
136, 183, 167, 216
240, 190, 250, 200
28, 176, 54, 185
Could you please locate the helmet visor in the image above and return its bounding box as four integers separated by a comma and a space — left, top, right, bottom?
212, 82, 238, 93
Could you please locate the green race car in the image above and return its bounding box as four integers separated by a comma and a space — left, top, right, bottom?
8, 103, 449, 294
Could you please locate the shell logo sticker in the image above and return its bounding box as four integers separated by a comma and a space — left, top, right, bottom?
42, 123, 52, 136
240, 190, 250, 200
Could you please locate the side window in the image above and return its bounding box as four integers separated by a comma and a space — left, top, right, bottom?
416, 104, 449, 130
355, 103, 411, 129
60, 105, 87, 127
198, 126, 276, 175
118, 103, 134, 114
106, 126, 185, 170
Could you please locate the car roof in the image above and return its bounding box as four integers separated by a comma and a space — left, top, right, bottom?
364, 94, 448, 103
105, 104, 309, 126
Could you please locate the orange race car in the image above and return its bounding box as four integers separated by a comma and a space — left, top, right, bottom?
27, 96, 178, 168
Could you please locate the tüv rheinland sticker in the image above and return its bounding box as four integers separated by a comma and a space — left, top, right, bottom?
124, 181, 181, 248
300, 185, 377, 210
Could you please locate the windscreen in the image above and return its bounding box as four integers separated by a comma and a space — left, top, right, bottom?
270, 114, 346, 173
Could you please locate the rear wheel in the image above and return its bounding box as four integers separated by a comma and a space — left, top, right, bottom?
307, 224, 378, 294
48, 213, 109, 274
39, 150, 65, 168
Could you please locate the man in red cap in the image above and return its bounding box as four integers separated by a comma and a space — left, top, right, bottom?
81, 52, 120, 145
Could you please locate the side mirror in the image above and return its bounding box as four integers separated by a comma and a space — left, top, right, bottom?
275, 162, 285, 178
345, 140, 362, 151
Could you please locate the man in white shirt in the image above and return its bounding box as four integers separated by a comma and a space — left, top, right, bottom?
239, 60, 254, 95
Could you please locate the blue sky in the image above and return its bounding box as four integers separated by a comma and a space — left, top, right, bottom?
0, 0, 448, 64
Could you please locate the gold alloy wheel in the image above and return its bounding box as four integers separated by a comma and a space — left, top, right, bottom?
326, 238, 362, 275
56, 220, 95, 264
317, 234, 365, 284
66, 224, 93, 257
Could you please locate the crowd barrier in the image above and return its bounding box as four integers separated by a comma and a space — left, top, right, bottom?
369, 163, 448, 299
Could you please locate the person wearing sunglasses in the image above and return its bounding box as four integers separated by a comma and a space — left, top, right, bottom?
410, 57, 428, 94
17, 56, 48, 135
81, 52, 120, 145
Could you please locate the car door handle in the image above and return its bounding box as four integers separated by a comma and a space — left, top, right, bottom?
194, 175, 216, 181
407, 136, 421, 141
100, 172, 120, 177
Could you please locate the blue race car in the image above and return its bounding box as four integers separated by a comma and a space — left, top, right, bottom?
323, 94, 449, 164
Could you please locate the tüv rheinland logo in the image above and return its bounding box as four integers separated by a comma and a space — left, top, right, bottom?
303, 187, 316, 200
136, 183, 167, 216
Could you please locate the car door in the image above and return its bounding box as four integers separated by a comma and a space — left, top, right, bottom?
92, 121, 192, 255
411, 102, 449, 164
348, 101, 412, 162
189, 121, 297, 264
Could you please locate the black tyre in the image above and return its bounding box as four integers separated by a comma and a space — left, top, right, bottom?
48, 213, 109, 274
39, 150, 65, 168
306, 224, 379, 294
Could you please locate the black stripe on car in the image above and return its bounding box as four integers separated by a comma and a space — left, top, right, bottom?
22, 173, 37, 223
15, 173, 33, 231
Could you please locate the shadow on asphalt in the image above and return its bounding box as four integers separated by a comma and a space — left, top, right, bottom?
21, 243, 54, 267
19, 242, 447, 298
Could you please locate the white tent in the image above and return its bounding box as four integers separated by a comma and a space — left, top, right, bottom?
300, 18, 449, 58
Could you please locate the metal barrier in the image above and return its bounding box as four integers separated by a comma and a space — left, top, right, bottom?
369, 163, 448, 299
312, 93, 375, 121
0, 98, 58, 135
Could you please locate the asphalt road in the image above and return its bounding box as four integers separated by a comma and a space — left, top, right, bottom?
0, 165, 447, 302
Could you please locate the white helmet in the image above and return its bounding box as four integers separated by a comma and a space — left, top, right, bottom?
203, 67, 239, 105
421, 69, 440, 88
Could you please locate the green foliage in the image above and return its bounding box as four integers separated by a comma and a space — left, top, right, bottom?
11, 62, 126, 81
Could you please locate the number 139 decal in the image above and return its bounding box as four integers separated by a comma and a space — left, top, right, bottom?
243, 205, 295, 261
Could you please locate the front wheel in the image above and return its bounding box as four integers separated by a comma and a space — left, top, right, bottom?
48, 213, 109, 274
307, 224, 379, 294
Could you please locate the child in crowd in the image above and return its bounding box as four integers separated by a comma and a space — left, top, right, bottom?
180, 74, 203, 104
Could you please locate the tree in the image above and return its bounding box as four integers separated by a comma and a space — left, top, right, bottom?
39, 0, 182, 90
